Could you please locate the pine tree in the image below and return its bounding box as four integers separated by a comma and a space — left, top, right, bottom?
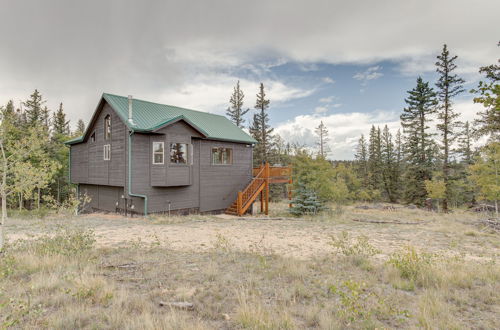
226, 81, 250, 127
457, 121, 474, 165
75, 119, 85, 135
249, 83, 274, 165
381, 125, 398, 202
368, 125, 383, 194
315, 120, 330, 158
400, 77, 438, 205
435, 44, 465, 212
355, 134, 369, 185
52, 103, 70, 136
471, 43, 499, 141
23, 89, 46, 126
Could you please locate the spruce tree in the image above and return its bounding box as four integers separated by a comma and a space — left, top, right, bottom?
52, 103, 70, 136
75, 119, 85, 135
471, 43, 499, 141
355, 134, 369, 186
226, 81, 250, 127
23, 89, 46, 126
457, 121, 474, 165
435, 44, 465, 212
368, 125, 383, 195
315, 120, 330, 158
249, 83, 274, 165
381, 125, 398, 202
400, 77, 438, 205
289, 182, 325, 216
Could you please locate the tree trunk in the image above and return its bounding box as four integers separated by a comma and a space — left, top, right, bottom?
37, 187, 40, 210
0, 139, 7, 251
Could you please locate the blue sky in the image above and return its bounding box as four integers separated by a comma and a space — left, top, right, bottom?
0, 0, 498, 159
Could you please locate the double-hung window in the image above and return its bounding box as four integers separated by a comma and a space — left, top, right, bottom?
103, 144, 111, 160
152, 142, 164, 164
211, 147, 232, 165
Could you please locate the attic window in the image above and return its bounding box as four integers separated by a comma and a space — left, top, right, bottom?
104, 115, 111, 140
170, 143, 188, 164
90, 132, 95, 143
103, 144, 111, 161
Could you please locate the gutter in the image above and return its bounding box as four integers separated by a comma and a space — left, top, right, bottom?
128, 130, 148, 216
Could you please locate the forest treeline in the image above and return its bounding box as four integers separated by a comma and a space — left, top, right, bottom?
0, 44, 497, 217
231, 44, 499, 214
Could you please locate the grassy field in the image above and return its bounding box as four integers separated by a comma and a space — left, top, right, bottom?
1, 203, 499, 329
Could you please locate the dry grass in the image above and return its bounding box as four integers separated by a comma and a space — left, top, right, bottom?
1, 203, 499, 329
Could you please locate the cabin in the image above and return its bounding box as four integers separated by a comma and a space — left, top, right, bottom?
66, 93, 258, 216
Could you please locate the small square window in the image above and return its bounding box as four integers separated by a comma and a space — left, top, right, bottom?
152, 142, 164, 164
103, 144, 111, 160
170, 143, 188, 164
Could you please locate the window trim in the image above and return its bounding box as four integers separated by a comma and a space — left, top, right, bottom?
104, 115, 111, 140
152, 141, 165, 165
103, 144, 111, 161
169, 142, 189, 165
211, 147, 233, 165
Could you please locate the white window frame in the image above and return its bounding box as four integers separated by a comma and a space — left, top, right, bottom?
211, 147, 233, 165
103, 144, 111, 161
152, 141, 165, 165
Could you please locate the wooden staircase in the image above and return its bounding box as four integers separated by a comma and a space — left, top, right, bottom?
225, 163, 292, 216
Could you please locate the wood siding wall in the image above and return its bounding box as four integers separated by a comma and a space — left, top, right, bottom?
70, 103, 127, 186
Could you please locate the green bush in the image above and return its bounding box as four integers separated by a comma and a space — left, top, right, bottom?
18, 229, 95, 257
329, 231, 380, 257
388, 246, 434, 282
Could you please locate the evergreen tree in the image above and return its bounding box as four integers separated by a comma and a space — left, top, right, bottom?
52, 103, 70, 136
23, 89, 46, 127
400, 77, 438, 205
226, 81, 250, 127
380, 125, 398, 202
315, 120, 330, 158
355, 134, 369, 186
471, 43, 499, 141
457, 121, 474, 165
368, 125, 383, 195
289, 182, 326, 216
75, 119, 86, 135
249, 83, 274, 165
435, 44, 465, 212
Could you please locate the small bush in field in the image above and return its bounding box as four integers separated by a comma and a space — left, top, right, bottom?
329, 231, 380, 257
27, 229, 95, 257
388, 246, 434, 282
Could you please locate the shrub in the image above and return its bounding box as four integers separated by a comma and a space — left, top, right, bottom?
388, 246, 434, 283
19, 229, 96, 257
329, 231, 380, 257
289, 182, 326, 216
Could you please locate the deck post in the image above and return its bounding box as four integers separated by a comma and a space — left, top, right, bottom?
265, 162, 270, 215
260, 190, 264, 212
237, 191, 243, 216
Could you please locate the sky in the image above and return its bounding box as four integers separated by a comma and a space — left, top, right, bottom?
0, 0, 498, 159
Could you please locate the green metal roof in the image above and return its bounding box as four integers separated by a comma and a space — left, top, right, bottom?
66, 93, 256, 145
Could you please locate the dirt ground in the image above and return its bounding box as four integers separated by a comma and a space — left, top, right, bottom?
6, 204, 500, 261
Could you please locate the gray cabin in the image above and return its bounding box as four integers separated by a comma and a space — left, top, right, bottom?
66, 93, 256, 215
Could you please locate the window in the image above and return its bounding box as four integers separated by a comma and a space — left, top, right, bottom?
104, 115, 111, 140
103, 144, 111, 160
90, 132, 95, 143
152, 142, 164, 164
212, 147, 232, 165
170, 143, 188, 164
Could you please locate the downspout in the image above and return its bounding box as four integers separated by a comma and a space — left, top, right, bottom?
128, 130, 148, 216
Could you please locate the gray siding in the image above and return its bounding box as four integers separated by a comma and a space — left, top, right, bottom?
199, 140, 252, 212
70, 102, 126, 186
79, 184, 124, 212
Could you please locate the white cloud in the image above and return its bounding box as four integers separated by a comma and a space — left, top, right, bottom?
319, 96, 336, 103
322, 77, 335, 84
353, 66, 383, 85
275, 110, 401, 160
314, 106, 328, 114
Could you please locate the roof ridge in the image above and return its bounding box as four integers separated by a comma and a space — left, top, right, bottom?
103, 92, 228, 119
